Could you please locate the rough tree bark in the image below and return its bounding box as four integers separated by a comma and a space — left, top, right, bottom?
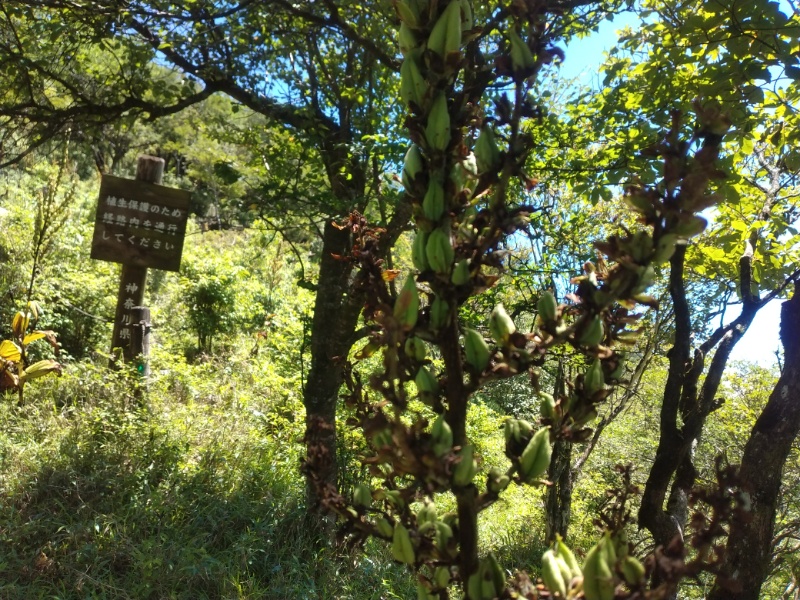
638, 244, 763, 596
709, 284, 800, 600
545, 362, 573, 542
545, 436, 574, 542
544, 322, 656, 542
303, 220, 364, 512
304, 201, 413, 514
638, 173, 790, 596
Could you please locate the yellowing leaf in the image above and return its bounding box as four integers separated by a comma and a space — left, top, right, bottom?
0, 340, 21, 362
354, 341, 379, 360
11, 312, 29, 338
30, 330, 59, 352
27, 301, 41, 320
23, 331, 46, 345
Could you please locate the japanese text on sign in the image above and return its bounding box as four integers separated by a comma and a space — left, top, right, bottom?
90, 175, 191, 272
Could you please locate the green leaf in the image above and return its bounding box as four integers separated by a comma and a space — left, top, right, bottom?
20, 359, 62, 382
785, 65, 800, 80
784, 150, 800, 172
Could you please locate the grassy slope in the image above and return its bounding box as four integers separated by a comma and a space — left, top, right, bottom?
0, 355, 416, 599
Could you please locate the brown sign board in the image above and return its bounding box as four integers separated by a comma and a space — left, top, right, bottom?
91, 174, 191, 272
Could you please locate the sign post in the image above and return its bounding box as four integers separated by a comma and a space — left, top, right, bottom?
130, 306, 151, 377
90, 155, 190, 366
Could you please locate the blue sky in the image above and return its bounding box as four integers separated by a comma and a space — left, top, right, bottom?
560, 10, 785, 367
559, 11, 640, 83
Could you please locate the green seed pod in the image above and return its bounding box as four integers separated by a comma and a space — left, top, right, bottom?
404, 336, 427, 361
653, 233, 678, 265
415, 366, 439, 395
434, 520, 453, 551
487, 466, 510, 494
573, 408, 599, 427
555, 536, 582, 581
467, 571, 483, 600
539, 392, 556, 420
582, 534, 616, 600
430, 296, 450, 329
507, 29, 535, 71
412, 231, 429, 271
537, 291, 558, 323
423, 180, 446, 221
384, 489, 405, 508
504, 419, 520, 446
476, 557, 499, 599
402, 144, 424, 192
395, 0, 420, 27
442, 0, 463, 55
517, 419, 534, 438
416, 500, 437, 525
609, 354, 626, 381
584, 358, 605, 396
458, 0, 473, 32
400, 57, 427, 109
453, 444, 477, 486
398, 22, 419, 57
579, 315, 604, 347
433, 566, 451, 588
519, 427, 551, 483
555, 554, 575, 592
376, 517, 393, 538
427, 0, 462, 57
489, 303, 516, 345
464, 328, 490, 373
425, 227, 454, 274
633, 264, 656, 294
391, 523, 416, 564
486, 553, 506, 596
674, 214, 708, 238
623, 190, 656, 216
451, 259, 470, 285
393, 277, 420, 329
425, 93, 450, 151
474, 125, 501, 173
431, 414, 453, 456
629, 230, 654, 263
620, 555, 645, 585
541, 549, 567, 598
416, 582, 435, 600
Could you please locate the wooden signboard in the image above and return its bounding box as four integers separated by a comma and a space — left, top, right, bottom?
90, 174, 191, 272
89, 157, 191, 368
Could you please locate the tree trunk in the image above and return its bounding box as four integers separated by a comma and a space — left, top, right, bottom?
638, 245, 761, 599
545, 437, 574, 542
544, 360, 573, 542
709, 285, 800, 600
303, 220, 363, 512
639, 247, 696, 553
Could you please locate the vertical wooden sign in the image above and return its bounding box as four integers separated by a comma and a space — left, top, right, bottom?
90, 156, 191, 364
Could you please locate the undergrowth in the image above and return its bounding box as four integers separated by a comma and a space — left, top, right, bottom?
0, 354, 415, 599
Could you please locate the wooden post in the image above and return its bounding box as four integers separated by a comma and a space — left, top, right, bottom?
109, 156, 164, 365
130, 306, 151, 377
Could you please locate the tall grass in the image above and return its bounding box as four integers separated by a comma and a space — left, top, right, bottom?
0, 354, 415, 599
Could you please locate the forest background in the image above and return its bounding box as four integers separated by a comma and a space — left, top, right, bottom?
0, 0, 799, 599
